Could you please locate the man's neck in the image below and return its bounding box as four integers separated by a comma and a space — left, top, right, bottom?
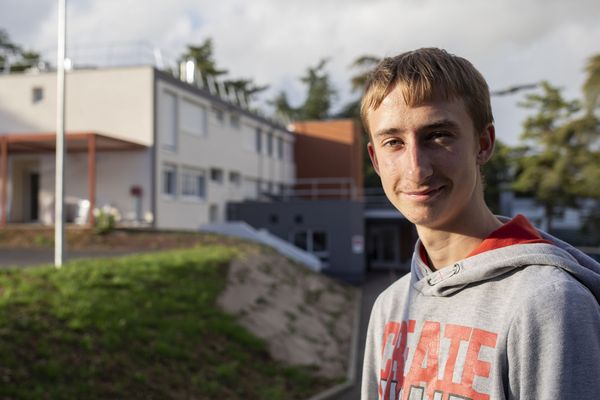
417, 205, 502, 271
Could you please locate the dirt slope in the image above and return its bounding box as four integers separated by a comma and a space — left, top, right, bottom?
219, 248, 359, 379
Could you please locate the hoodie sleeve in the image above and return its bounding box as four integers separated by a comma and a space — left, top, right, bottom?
361, 294, 383, 400
507, 278, 600, 399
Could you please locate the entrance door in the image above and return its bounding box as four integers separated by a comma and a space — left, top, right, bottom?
29, 172, 39, 221
368, 225, 400, 269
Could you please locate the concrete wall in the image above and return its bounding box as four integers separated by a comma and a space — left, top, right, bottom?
0, 67, 154, 145
227, 200, 365, 283
154, 76, 295, 230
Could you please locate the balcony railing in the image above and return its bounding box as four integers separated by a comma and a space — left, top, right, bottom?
258, 177, 394, 208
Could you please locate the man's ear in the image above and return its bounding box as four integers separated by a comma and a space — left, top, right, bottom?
476, 123, 495, 165
367, 142, 381, 176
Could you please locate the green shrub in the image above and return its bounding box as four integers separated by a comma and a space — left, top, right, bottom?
94, 209, 115, 235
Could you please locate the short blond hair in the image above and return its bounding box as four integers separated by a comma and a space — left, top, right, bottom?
360, 48, 493, 136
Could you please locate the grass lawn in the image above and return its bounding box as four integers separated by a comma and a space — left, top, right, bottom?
0, 246, 334, 399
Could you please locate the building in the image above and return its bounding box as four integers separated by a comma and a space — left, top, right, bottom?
0, 66, 295, 229
500, 191, 600, 246
227, 119, 417, 282
0, 66, 417, 283
293, 119, 416, 272
291, 119, 363, 199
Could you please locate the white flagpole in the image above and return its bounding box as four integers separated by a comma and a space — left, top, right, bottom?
55, 0, 66, 268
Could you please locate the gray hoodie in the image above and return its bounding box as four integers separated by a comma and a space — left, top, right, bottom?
361, 227, 600, 400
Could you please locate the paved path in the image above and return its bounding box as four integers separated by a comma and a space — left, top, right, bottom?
331, 269, 407, 400
0, 248, 142, 268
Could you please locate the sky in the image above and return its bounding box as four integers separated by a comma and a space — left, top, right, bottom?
2, 0, 599, 145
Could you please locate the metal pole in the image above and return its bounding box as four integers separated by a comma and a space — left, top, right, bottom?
55, 0, 66, 268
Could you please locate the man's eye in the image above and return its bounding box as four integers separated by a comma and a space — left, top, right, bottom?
383, 139, 402, 148
429, 131, 452, 141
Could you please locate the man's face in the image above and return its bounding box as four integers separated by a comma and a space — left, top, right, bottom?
367, 86, 494, 231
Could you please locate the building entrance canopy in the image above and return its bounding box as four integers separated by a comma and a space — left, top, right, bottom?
0, 131, 147, 225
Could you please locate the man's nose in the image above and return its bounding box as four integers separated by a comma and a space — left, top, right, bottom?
404, 143, 433, 183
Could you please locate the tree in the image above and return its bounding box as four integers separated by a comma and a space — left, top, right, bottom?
178, 38, 267, 109
482, 140, 515, 214
349, 55, 380, 93
0, 28, 19, 56
179, 38, 227, 79
513, 81, 599, 232
583, 53, 600, 113
0, 28, 42, 72
298, 59, 336, 120
335, 55, 382, 120
343, 55, 382, 187
9, 50, 41, 72
222, 78, 268, 108
271, 59, 336, 121
271, 91, 299, 120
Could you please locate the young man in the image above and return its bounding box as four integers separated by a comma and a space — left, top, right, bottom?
361, 48, 600, 400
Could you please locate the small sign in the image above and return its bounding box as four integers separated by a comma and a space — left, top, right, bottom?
130, 185, 143, 197
352, 235, 364, 254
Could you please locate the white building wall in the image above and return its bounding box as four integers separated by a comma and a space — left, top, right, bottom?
0, 67, 296, 231
509, 195, 596, 231
35, 150, 152, 225
0, 67, 154, 145
154, 77, 295, 230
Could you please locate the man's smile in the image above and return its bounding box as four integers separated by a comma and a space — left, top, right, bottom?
399, 185, 446, 202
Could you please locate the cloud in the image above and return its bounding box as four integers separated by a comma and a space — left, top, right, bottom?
1, 0, 55, 50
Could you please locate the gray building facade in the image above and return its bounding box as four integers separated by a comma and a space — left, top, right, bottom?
227, 199, 365, 283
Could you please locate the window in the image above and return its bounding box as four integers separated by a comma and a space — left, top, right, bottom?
209, 204, 219, 222
180, 98, 207, 137
230, 113, 240, 129
160, 91, 177, 149
284, 140, 293, 162
32, 87, 44, 103
210, 168, 224, 183
213, 107, 225, 124
162, 164, 177, 196
229, 171, 241, 185
242, 177, 259, 199
267, 132, 273, 157
291, 230, 330, 266
181, 167, 206, 199
277, 136, 283, 159
256, 180, 262, 196
243, 128, 254, 151
293, 231, 308, 250
312, 231, 328, 252
255, 128, 262, 153
269, 214, 279, 224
